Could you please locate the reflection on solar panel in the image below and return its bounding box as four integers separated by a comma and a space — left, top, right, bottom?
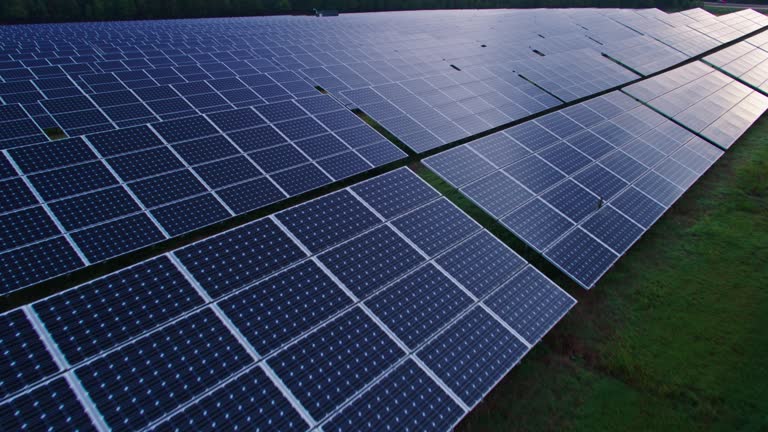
425, 89, 729, 289
623, 61, 768, 149
0, 97, 405, 294
704, 40, 768, 94
0, 167, 574, 431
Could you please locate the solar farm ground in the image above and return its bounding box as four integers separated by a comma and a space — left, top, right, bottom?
413, 114, 768, 431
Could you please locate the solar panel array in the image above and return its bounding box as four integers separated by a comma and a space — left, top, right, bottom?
0, 96, 406, 294
0, 8, 762, 154
425, 89, 728, 288
0, 167, 575, 431
623, 61, 768, 149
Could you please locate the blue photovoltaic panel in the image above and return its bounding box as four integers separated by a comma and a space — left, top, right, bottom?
0, 378, 97, 432
391, 199, 480, 256
273, 116, 327, 141
501, 199, 574, 252
34, 255, 203, 364
0, 178, 38, 213
316, 151, 371, 180
86, 125, 164, 157
276, 190, 381, 253
228, 125, 287, 152
128, 169, 207, 208
469, 132, 531, 168
356, 141, 406, 166
220, 260, 353, 356
484, 266, 576, 344
270, 163, 332, 196
48, 186, 140, 230
462, 171, 534, 218
0, 237, 83, 295
294, 133, 349, 159
70, 213, 166, 262
566, 131, 615, 160
255, 100, 308, 123
206, 107, 266, 132
535, 112, 585, 140
151, 194, 231, 236
0, 309, 60, 399
152, 366, 309, 432
436, 231, 527, 298
422, 146, 495, 188
366, 264, 473, 349
323, 359, 465, 432
538, 142, 592, 175
351, 168, 440, 219
609, 186, 667, 229
0, 207, 60, 250
634, 171, 684, 207
192, 155, 262, 189
171, 135, 239, 165
174, 218, 306, 299
106, 147, 185, 181
541, 179, 600, 223
318, 225, 425, 299
581, 206, 644, 254
335, 125, 388, 149
151, 115, 219, 143
268, 307, 405, 420
216, 176, 287, 214
418, 306, 528, 407
75, 308, 253, 431
545, 228, 619, 289
249, 144, 309, 173
0, 155, 17, 180
9, 137, 96, 174
573, 164, 629, 201
29, 161, 120, 201
504, 155, 565, 194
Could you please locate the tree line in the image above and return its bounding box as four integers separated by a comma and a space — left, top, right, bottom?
1, 0, 696, 24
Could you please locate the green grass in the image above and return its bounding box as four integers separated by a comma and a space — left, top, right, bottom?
415, 115, 768, 432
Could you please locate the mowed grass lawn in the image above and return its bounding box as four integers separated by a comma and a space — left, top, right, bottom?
416, 115, 768, 432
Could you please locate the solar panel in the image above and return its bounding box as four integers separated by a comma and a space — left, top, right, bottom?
1, 167, 574, 431
426, 86, 730, 288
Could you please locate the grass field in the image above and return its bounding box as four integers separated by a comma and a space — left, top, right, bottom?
414, 114, 768, 431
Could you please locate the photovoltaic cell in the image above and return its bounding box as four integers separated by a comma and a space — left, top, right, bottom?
484, 266, 575, 344
351, 168, 439, 219
70, 213, 165, 262
152, 366, 308, 432
391, 199, 480, 256
318, 225, 425, 299
545, 228, 619, 289
220, 260, 352, 356
34, 255, 203, 364
267, 307, 404, 420
0, 310, 60, 399
276, 190, 381, 253
174, 218, 306, 299
75, 308, 253, 430
418, 306, 528, 407
0, 237, 83, 295
0, 378, 97, 432
323, 359, 464, 432
366, 264, 473, 349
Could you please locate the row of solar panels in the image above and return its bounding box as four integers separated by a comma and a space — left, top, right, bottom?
426, 54, 768, 289
0, 94, 406, 294
0, 168, 575, 432
1, 8, 766, 296
1, 8, 765, 156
